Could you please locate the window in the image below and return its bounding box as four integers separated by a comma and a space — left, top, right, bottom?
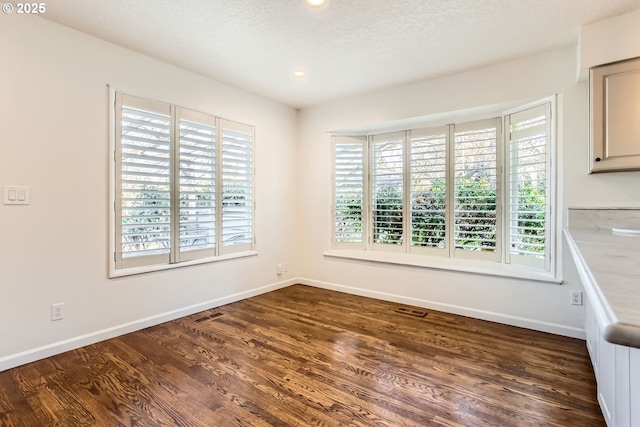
221, 123, 254, 251
505, 103, 551, 270
409, 128, 447, 254
112, 92, 254, 274
334, 137, 365, 245
372, 133, 404, 249
452, 119, 501, 261
331, 100, 555, 275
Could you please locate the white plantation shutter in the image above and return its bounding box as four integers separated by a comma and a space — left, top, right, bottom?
409, 128, 448, 254
221, 120, 254, 253
453, 119, 501, 260
116, 94, 172, 269
372, 133, 405, 250
330, 99, 557, 278
333, 137, 366, 247
177, 109, 216, 261
506, 103, 551, 270
113, 92, 256, 273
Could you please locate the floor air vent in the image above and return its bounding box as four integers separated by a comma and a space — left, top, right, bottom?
194, 312, 224, 323
395, 307, 427, 317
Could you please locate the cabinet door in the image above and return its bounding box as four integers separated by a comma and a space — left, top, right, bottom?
599, 337, 616, 426
616, 345, 631, 427
631, 348, 640, 427
597, 329, 632, 427
584, 298, 600, 379
590, 57, 640, 173
585, 297, 599, 374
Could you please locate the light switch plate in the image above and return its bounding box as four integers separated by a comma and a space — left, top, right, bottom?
3, 185, 30, 205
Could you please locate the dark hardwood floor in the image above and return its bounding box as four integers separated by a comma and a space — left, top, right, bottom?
0, 284, 605, 426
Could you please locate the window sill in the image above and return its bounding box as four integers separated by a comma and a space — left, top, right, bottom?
323, 249, 561, 284
109, 251, 258, 278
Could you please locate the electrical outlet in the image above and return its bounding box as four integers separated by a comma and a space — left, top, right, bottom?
51, 303, 65, 321
570, 290, 583, 306
276, 263, 283, 275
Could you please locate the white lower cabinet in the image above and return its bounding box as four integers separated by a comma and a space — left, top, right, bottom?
585, 297, 599, 375
597, 336, 616, 425
632, 348, 640, 425
586, 295, 639, 427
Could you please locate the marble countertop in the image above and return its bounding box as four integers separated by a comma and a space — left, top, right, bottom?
565, 227, 640, 348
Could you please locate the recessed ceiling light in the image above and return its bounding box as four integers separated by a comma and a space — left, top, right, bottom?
293, 70, 306, 78
306, 0, 328, 8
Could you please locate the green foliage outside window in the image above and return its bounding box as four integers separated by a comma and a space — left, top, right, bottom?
373, 185, 403, 244
511, 179, 546, 255
453, 176, 496, 250
411, 180, 446, 248
336, 177, 544, 253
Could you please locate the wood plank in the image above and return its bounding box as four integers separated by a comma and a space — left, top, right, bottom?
0, 284, 605, 426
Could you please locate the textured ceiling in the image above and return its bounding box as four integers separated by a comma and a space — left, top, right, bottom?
40, 0, 640, 108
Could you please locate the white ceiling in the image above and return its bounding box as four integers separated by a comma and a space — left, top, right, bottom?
40, 0, 640, 109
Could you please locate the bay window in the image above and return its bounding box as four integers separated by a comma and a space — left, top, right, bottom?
331, 100, 555, 276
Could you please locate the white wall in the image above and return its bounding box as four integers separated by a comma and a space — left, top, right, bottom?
3, 11, 640, 372
297, 45, 640, 338
0, 16, 299, 369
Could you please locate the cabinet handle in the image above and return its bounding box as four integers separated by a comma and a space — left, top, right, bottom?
595, 157, 601, 162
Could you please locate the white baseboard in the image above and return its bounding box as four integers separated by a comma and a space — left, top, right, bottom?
0, 279, 296, 372
297, 278, 585, 340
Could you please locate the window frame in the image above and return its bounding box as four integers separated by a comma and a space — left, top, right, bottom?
176, 107, 218, 263
409, 126, 449, 257
329, 98, 558, 282
109, 89, 256, 278
220, 119, 255, 255
451, 117, 503, 262
503, 102, 555, 272
371, 132, 406, 252
332, 136, 368, 250
114, 94, 173, 270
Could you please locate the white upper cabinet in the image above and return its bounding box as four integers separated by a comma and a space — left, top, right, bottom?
590, 57, 640, 173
